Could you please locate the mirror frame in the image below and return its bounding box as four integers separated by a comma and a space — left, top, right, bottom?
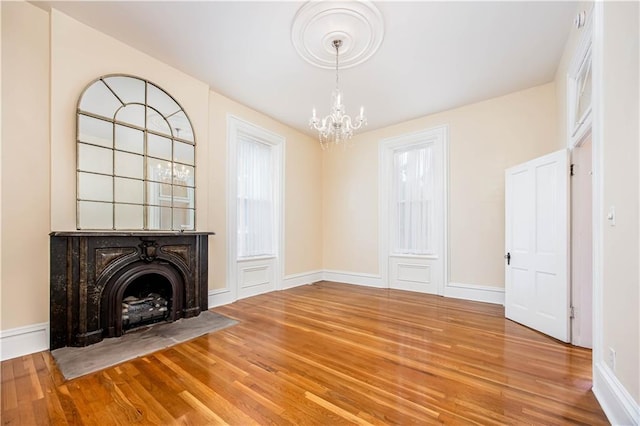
76, 74, 196, 231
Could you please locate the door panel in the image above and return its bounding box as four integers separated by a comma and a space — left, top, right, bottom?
505, 149, 569, 342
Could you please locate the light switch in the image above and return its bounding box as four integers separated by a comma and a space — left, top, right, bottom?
607, 206, 616, 226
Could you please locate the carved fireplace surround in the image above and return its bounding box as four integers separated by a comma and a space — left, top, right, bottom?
49, 232, 213, 350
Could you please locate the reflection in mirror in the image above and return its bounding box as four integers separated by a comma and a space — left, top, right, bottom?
147, 84, 180, 117
78, 115, 112, 148
103, 76, 145, 104
173, 208, 195, 230
78, 144, 113, 174
146, 206, 172, 230
172, 165, 194, 186
78, 172, 113, 202
147, 108, 173, 136
168, 111, 194, 142
115, 204, 144, 229
79, 81, 121, 118
147, 133, 172, 160
148, 158, 172, 182
77, 74, 196, 230
115, 125, 144, 154
114, 177, 144, 204
174, 142, 195, 165
116, 105, 145, 128
78, 201, 113, 229
115, 151, 143, 179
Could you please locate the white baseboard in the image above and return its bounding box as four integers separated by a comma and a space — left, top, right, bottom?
0, 322, 49, 361
593, 361, 640, 425
208, 288, 235, 309
444, 282, 505, 305
322, 270, 384, 288
282, 270, 323, 290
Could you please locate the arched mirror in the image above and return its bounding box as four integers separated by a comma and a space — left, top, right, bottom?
76, 75, 196, 230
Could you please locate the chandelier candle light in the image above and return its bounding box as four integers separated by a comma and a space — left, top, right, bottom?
157, 162, 190, 182
310, 39, 366, 149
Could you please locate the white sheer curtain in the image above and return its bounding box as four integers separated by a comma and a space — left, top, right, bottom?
392, 144, 434, 254
237, 135, 274, 258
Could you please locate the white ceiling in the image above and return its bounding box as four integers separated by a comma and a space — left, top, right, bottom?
36, 1, 577, 137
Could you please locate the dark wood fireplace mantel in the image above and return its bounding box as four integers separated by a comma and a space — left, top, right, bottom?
49, 231, 214, 350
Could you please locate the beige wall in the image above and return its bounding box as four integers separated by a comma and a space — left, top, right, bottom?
49, 10, 211, 232
323, 83, 558, 287
0, 5, 323, 332
1, 1, 51, 329
207, 90, 323, 290
600, 1, 639, 403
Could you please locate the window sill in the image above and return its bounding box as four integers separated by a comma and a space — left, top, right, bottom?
237, 255, 276, 262
389, 253, 439, 260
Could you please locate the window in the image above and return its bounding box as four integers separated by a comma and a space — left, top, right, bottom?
237, 134, 274, 257
379, 126, 447, 294
571, 48, 593, 136
227, 116, 284, 299
566, 9, 593, 145
392, 144, 435, 254
76, 75, 195, 230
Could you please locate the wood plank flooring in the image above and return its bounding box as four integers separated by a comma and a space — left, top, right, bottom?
1, 282, 608, 425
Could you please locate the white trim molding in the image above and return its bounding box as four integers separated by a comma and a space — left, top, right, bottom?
444, 282, 505, 305
323, 270, 384, 288
283, 270, 323, 290
208, 288, 235, 309
0, 322, 49, 361
593, 362, 640, 425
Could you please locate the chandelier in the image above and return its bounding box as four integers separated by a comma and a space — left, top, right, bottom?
309, 39, 366, 149
156, 162, 190, 182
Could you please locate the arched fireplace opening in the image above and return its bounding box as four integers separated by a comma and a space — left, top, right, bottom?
102, 262, 185, 339
122, 273, 173, 332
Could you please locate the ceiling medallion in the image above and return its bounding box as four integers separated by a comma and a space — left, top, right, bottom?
291, 1, 385, 70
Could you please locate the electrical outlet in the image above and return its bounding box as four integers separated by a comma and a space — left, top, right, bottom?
608, 347, 616, 371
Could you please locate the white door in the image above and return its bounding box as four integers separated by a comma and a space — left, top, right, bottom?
505, 149, 569, 342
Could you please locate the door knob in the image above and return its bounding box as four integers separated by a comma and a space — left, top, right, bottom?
504, 252, 511, 265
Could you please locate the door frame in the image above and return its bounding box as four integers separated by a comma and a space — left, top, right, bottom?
565, 4, 598, 350
570, 128, 593, 348
226, 115, 285, 301
378, 125, 449, 294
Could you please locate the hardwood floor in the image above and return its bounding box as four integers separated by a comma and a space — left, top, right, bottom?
1, 282, 608, 425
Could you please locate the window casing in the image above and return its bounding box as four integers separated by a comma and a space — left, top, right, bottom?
76, 75, 195, 230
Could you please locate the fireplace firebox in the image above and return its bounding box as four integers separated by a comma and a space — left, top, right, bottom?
49, 232, 213, 350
